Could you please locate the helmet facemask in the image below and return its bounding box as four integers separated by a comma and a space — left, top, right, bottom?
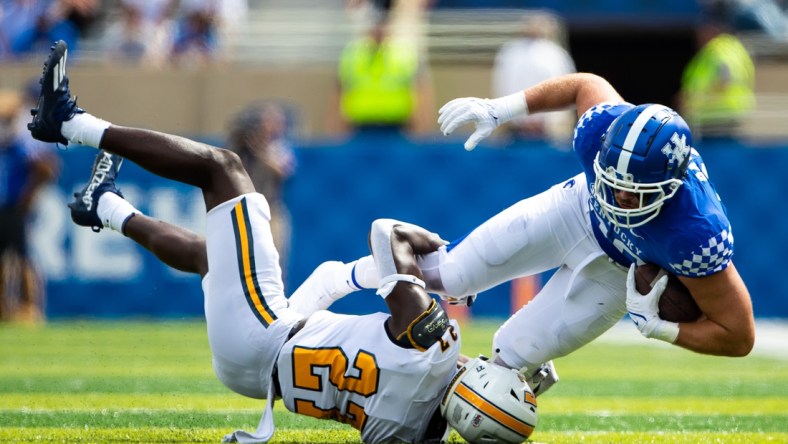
592, 104, 693, 229
593, 153, 683, 228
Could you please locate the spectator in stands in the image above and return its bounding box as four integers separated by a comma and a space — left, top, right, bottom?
6, 0, 101, 59
0, 1, 43, 59
678, 7, 755, 141
0, 87, 59, 322
212, 0, 248, 56
729, 0, 787, 39
101, 0, 173, 67
55, 0, 102, 36
170, 0, 219, 67
168, 0, 247, 67
0, 1, 60, 59
119, 0, 178, 26
225, 101, 297, 287
491, 11, 576, 146
329, 1, 435, 137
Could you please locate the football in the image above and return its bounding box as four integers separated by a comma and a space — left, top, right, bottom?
634, 263, 702, 323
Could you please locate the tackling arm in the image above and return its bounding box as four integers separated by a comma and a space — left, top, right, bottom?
374, 222, 451, 348
675, 262, 755, 356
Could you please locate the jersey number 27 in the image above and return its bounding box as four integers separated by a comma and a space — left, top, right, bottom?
291, 346, 380, 431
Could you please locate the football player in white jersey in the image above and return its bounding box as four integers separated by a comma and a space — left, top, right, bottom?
28, 41, 539, 444
308, 73, 756, 397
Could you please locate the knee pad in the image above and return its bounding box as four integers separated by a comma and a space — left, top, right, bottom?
395, 299, 450, 352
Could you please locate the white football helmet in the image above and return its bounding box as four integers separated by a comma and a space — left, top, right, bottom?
441, 357, 538, 443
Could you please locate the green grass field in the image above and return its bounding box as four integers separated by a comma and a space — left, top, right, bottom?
1, 319, 786, 443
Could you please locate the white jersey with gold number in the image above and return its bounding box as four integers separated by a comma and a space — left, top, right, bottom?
277, 310, 461, 443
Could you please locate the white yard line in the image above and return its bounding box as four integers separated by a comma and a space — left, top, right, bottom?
596, 320, 788, 360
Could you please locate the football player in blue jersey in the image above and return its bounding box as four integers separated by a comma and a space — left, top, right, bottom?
315, 72, 756, 397
27, 41, 539, 444
437, 72, 754, 378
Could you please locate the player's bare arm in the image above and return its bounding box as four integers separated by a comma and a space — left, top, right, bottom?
438, 72, 624, 150
522, 72, 624, 118
676, 263, 755, 356
376, 222, 448, 339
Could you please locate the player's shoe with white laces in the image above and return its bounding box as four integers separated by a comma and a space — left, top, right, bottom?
68, 150, 124, 232
27, 40, 84, 145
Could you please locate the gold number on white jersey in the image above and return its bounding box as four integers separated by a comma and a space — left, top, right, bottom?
291, 346, 380, 431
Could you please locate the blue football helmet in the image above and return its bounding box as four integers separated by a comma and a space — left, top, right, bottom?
592, 104, 692, 228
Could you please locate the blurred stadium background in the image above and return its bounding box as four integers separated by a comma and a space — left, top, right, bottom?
0, 0, 786, 322
2, 1, 788, 443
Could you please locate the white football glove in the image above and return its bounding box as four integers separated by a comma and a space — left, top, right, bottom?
437, 92, 528, 151
625, 264, 680, 343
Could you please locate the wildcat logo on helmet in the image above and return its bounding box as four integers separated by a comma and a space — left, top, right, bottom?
661, 132, 690, 170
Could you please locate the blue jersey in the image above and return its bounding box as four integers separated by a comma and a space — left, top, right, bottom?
0, 138, 41, 208
573, 103, 733, 278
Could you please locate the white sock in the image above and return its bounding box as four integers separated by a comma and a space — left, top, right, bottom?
287, 257, 383, 317
97, 192, 140, 234
288, 261, 356, 317
62, 113, 112, 148
349, 255, 379, 289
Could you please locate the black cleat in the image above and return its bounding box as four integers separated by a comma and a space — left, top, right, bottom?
68, 150, 124, 232
27, 40, 84, 145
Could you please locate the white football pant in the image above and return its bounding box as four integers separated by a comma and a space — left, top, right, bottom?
202, 193, 303, 399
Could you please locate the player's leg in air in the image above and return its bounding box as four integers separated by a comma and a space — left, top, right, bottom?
285, 220, 433, 318
29, 46, 254, 213
62, 151, 209, 276
29, 41, 305, 403
27, 39, 459, 400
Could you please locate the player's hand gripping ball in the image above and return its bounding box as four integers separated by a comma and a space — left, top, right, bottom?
635, 264, 702, 323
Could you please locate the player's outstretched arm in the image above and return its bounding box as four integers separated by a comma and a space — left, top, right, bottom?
675, 263, 755, 357
124, 214, 208, 277
438, 73, 624, 150
524, 72, 624, 118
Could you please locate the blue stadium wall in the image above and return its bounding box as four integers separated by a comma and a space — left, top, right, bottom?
36, 135, 785, 319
